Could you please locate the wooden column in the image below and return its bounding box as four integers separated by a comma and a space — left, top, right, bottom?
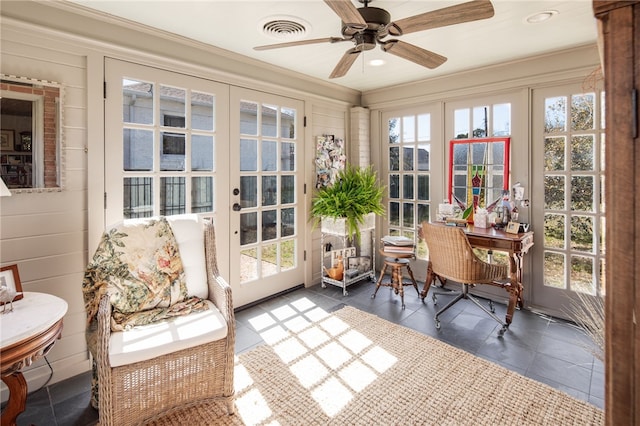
592, 2, 640, 425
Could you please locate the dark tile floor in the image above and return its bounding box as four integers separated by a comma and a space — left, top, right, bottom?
4, 280, 604, 425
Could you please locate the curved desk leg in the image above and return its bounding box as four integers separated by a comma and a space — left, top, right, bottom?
505, 253, 525, 325
1, 372, 27, 426
420, 261, 434, 300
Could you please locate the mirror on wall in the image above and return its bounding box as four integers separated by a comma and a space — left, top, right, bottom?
448, 137, 511, 213
0, 74, 63, 192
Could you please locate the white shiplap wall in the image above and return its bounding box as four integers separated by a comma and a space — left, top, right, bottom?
0, 32, 91, 399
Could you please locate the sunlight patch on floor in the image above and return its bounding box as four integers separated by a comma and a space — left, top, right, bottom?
235, 295, 398, 421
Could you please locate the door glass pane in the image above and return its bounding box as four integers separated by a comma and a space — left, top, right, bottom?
191, 135, 214, 171
545, 96, 567, 132
124, 177, 153, 219
571, 93, 595, 131
389, 174, 399, 198
240, 213, 257, 245
160, 85, 185, 125
571, 135, 594, 171
571, 255, 595, 294
281, 208, 294, 237
123, 79, 153, 125
417, 203, 429, 224
571, 176, 594, 212
123, 129, 153, 171
262, 104, 277, 137
417, 175, 429, 200
543, 214, 565, 249
417, 144, 430, 171
281, 240, 295, 270
389, 147, 400, 171
262, 210, 277, 241
473, 106, 489, 137
262, 175, 277, 206
454, 108, 470, 138
191, 91, 214, 131
191, 176, 213, 213
403, 202, 414, 228
493, 103, 511, 136
160, 132, 185, 171
241, 101, 258, 135
261, 243, 277, 277
240, 139, 257, 171
403, 147, 414, 171
388, 117, 400, 143
281, 107, 295, 138
281, 142, 295, 171
241, 248, 258, 281
389, 202, 400, 226
160, 177, 185, 215
544, 137, 565, 171
544, 251, 566, 289
402, 116, 415, 142
281, 175, 294, 204
570, 215, 594, 252
544, 176, 565, 210
241, 176, 257, 208
417, 114, 430, 140
262, 140, 277, 171
403, 174, 414, 199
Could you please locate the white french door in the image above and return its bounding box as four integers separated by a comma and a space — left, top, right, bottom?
530, 82, 606, 318
229, 87, 305, 307
104, 59, 306, 306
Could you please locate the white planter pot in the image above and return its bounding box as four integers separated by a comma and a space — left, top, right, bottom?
321, 212, 376, 236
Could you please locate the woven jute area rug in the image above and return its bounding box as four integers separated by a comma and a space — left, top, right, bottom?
144, 306, 603, 425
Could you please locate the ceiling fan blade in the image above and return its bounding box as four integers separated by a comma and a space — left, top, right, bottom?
324, 0, 368, 30
254, 37, 349, 51
382, 40, 447, 69
392, 0, 495, 35
329, 48, 361, 79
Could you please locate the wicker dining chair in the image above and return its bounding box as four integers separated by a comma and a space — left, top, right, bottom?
87, 217, 235, 425
420, 221, 512, 336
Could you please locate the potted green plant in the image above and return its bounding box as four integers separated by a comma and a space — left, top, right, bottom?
311, 164, 385, 241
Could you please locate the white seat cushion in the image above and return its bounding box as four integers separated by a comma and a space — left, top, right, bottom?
108, 300, 227, 367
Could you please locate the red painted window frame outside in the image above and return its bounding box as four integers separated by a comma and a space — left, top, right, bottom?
447, 137, 511, 204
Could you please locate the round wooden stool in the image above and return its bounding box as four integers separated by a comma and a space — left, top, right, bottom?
372, 252, 419, 309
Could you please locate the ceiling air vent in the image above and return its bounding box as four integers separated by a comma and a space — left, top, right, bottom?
260, 16, 310, 40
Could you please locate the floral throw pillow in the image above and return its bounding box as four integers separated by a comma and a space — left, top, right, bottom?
83, 217, 207, 331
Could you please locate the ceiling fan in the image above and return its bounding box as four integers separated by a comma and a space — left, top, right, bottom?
254, 0, 495, 79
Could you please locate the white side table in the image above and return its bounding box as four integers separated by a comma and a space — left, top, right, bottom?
0, 292, 68, 426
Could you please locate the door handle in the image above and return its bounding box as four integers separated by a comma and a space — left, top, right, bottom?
233, 203, 242, 211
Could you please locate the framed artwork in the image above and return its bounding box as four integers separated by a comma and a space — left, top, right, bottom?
0, 264, 24, 304
0, 130, 15, 151
506, 221, 520, 234
347, 256, 371, 274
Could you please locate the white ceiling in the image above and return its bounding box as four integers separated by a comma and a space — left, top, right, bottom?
64, 0, 598, 92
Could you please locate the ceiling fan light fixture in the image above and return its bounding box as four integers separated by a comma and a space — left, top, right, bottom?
525, 10, 558, 24
259, 16, 311, 40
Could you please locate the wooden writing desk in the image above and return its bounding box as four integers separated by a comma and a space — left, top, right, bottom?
420, 223, 534, 326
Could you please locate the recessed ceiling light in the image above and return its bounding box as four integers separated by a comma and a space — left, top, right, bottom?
369, 59, 385, 67
525, 10, 558, 24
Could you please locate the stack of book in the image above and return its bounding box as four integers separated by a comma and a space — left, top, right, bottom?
381, 235, 415, 255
